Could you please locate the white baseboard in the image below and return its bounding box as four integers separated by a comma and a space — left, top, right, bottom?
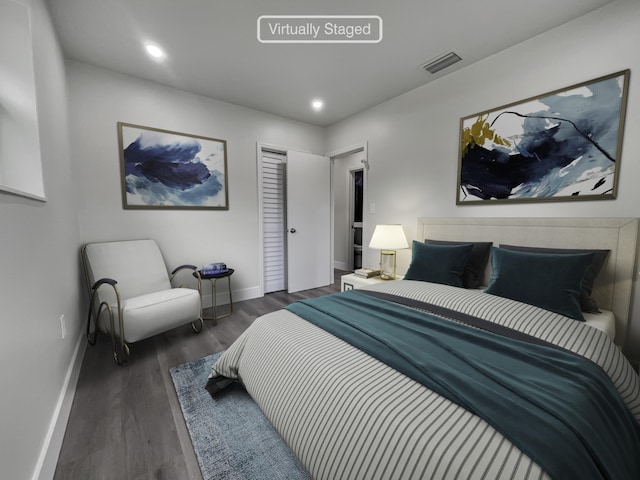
31, 284, 261, 480
33, 332, 86, 480
201, 285, 261, 309
31, 283, 265, 480
334, 260, 349, 271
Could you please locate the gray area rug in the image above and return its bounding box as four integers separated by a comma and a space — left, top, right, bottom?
170, 351, 311, 480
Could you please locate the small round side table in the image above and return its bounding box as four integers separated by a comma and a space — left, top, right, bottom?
196, 268, 234, 325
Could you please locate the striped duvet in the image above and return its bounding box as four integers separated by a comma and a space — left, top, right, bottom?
210, 280, 640, 479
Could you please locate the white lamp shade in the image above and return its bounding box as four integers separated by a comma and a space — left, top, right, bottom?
369, 224, 409, 250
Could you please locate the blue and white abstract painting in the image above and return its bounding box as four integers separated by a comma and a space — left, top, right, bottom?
118, 123, 228, 209
458, 70, 628, 204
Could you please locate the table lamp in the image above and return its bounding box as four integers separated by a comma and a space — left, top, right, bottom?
369, 224, 409, 280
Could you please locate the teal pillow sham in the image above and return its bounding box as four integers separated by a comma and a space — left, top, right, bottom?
499, 244, 609, 313
425, 239, 492, 288
405, 241, 474, 287
485, 247, 595, 321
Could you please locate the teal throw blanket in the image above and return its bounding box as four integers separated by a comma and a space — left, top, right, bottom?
285, 290, 640, 480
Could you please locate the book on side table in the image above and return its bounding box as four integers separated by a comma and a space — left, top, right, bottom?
201, 262, 228, 276
353, 268, 380, 278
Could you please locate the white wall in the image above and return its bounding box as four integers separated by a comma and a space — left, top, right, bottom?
3, 2, 640, 478
1, 24, 325, 478
67, 60, 326, 305
0, 1, 82, 479
327, 0, 640, 360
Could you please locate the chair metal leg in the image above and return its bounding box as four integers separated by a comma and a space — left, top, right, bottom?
86, 303, 98, 346
105, 303, 129, 366
108, 326, 129, 366
113, 342, 130, 365
86, 290, 108, 346
191, 317, 204, 333
86, 277, 129, 365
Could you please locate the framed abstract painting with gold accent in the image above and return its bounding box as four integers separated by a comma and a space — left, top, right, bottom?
118, 122, 228, 210
457, 70, 629, 204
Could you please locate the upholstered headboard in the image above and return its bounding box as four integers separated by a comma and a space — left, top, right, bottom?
417, 217, 639, 347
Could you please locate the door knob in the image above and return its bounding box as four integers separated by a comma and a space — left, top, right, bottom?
289, 228, 297, 233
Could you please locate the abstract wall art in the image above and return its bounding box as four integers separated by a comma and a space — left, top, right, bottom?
118, 123, 228, 210
457, 70, 629, 204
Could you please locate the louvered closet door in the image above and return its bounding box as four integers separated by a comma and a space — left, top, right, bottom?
262, 152, 287, 293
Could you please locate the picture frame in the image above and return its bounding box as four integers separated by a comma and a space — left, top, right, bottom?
118, 122, 228, 210
457, 70, 629, 204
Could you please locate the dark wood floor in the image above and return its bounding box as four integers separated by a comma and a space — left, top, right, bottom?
54, 271, 345, 480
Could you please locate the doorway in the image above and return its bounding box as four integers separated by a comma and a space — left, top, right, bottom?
330, 144, 368, 273
261, 150, 287, 293
350, 169, 364, 270
258, 146, 332, 294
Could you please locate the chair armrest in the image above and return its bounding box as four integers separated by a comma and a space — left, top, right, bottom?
89, 278, 120, 308
91, 277, 118, 291
88, 277, 121, 318
171, 264, 197, 276
170, 265, 202, 291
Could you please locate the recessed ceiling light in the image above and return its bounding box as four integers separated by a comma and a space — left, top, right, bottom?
311, 99, 324, 111
145, 43, 166, 60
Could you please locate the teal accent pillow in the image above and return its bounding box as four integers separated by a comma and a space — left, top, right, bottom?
485, 247, 595, 321
426, 239, 492, 288
499, 244, 609, 313
405, 241, 474, 287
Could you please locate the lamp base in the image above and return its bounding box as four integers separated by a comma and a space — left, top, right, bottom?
379, 250, 397, 280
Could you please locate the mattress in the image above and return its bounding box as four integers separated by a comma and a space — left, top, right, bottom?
209, 280, 640, 479
470, 287, 616, 340
584, 308, 616, 339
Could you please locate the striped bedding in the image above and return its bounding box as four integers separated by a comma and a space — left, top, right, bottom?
209, 280, 640, 480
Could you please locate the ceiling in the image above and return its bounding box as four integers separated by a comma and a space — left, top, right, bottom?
46, 0, 615, 127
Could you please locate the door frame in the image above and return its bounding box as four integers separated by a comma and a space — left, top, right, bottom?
256, 142, 334, 296
328, 142, 369, 272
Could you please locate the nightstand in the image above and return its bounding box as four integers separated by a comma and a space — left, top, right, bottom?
341, 273, 393, 291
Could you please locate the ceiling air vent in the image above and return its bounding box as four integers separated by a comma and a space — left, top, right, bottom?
420, 52, 462, 74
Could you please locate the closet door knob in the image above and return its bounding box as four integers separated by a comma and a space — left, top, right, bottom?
289, 228, 297, 233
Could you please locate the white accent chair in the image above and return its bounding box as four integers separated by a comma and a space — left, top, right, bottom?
81, 239, 203, 364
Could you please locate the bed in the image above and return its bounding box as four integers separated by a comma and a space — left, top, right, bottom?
208, 217, 640, 480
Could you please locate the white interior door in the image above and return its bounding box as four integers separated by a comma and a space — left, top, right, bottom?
286, 150, 332, 293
